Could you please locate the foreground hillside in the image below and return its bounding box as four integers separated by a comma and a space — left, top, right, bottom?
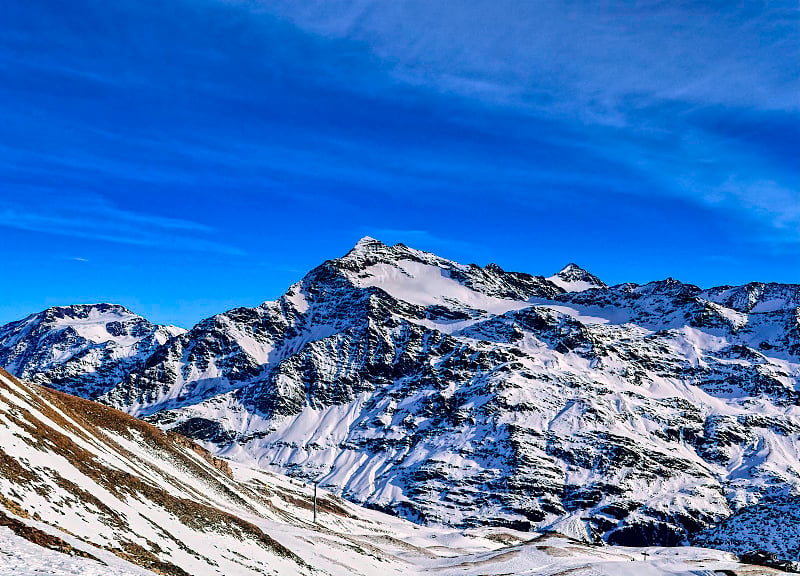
0, 369, 785, 575
2, 238, 800, 561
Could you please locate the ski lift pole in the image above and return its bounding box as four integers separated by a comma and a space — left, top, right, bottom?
313, 480, 318, 524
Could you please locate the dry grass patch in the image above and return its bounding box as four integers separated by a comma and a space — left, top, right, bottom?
0, 509, 101, 562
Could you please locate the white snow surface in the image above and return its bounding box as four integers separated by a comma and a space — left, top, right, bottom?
0, 528, 158, 576
5, 238, 800, 564
547, 263, 606, 293
547, 276, 597, 293
0, 369, 769, 575
354, 259, 531, 315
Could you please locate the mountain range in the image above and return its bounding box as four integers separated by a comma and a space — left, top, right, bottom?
2, 237, 800, 563
5, 367, 777, 575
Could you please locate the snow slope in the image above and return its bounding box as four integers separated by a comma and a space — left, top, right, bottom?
0, 369, 782, 575
0, 527, 159, 576
3, 238, 800, 564
0, 304, 183, 398
547, 263, 607, 293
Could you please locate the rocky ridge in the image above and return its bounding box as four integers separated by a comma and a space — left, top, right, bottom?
4, 367, 765, 576
2, 237, 800, 562
0, 304, 183, 398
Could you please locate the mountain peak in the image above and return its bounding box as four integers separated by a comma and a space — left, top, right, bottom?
338, 236, 442, 271
549, 263, 606, 292
557, 263, 586, 276
39, 303, 135, 321
0, 303, 182, 397
352, 236, 387, 252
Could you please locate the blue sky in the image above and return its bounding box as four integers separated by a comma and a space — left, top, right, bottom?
1, 0, 799, 327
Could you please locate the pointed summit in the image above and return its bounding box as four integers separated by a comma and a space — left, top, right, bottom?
351, 236, 387, 253
548, 263, 607, 292
339, 236, 395, 264
335, 236, 397, 270
338, 236, 437, 270
557, 263, 586, 276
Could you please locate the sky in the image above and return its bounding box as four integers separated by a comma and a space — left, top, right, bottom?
1, 0, 799, 328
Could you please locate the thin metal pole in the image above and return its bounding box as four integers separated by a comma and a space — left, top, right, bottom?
313, 481, 318, 524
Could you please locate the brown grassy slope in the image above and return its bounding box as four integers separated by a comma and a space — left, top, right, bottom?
0, 368, 307, 573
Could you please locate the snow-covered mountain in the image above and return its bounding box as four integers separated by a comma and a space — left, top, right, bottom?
4, 368, 767, 576
0, 304, 183, 398
3, 237, 800, 563
547, 262, 607, 292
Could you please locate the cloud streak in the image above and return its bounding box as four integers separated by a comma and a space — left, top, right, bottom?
263, 0, 800, 114
1, 0, 799, 327
0, 193, 245, 256
251, 0, 800, 245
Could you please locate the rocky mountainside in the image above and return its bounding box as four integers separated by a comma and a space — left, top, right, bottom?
0, 367, 313, 575
3, 237, 800, 562
0, 367, 500, 575
547, 262, 607, 292
0, 304, 184, 398
4, 368, 765, 576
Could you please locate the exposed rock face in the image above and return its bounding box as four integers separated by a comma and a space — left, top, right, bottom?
0, 304, 183, 398
3, 237, 800, 561
0, 368, 309, 575
547, 263, 607, 292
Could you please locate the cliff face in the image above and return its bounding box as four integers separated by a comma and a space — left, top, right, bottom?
3, 238, 800, 560
0, 304, 184, 398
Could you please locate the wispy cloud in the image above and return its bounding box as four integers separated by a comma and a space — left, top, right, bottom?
262, 0, 799, 116
0, 193, 245, 255
253, 0, 800, 247
2, 0, 798, 296
688, 177, 800, 247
